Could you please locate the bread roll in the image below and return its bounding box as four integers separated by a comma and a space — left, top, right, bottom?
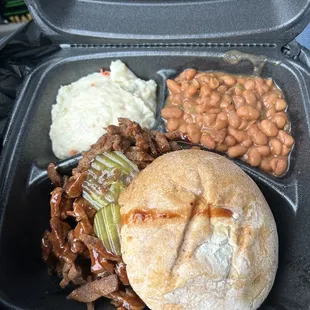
119, 150, 278, 310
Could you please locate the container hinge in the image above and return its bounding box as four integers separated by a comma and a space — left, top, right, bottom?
64, 43, 277, 49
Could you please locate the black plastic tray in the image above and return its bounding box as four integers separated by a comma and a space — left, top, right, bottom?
0, 45, 310, 309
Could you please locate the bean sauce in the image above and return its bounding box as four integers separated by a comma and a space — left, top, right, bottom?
161, 69, 294, 176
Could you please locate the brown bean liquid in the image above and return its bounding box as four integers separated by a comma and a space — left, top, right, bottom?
161, 69, 294, 176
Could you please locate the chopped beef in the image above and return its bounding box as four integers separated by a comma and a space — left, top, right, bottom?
164, 129, 183, 140
41, 230, 56, 268
135, 134, 150, 152
47, 163, 63, 187
115, 262, 129, 286
142, 130, 158, 156
125, 147, 154, 162
50, 188, 63, 218
109, 288, 145, 310
68, 230, 85, 254
170, 141, 182, 151
50, 188, 74, 220
154, 132, 171, 153
87, 303, 95, 310
49, 217, 76, 263
67, 274, 119, 303
64, 172, 88, 198
42, 118, 183, 309
79, 234, 120, 274
59, 262, 72, 288
68, 262, 86, 285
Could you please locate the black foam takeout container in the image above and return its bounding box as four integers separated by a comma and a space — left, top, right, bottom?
1, 1, 310, 309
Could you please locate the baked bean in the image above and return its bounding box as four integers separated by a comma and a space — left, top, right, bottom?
256, 145, 270, 157
216, 144, 228, 152
243, 90, 257, 106
223, 94, 232, 104
276, 111, 289, 120
260, 159, 272, 172
242, 139, 253, 148
222, 75, 236, 86
187, 124, 201, 144
238, 119, 249, 130
167, 79, 181, 93
256, 101, 263, 111
278, 130, 294, 147
273, 89, 284, 98
235, 130, 249, 143
225, 135, 236, 147
203, 114, 217, 127
210, 91, 221, 106
201, 134, 216, 149
263, 93, 278, 108
233, 95, 245, 107
270, 157, 288, 176
199, 97, 211, 106
161, 106, 184, 119
256, 82, 269, 95
272, 114, 286, 129
269, 138, 282, 156
281, 145, 291, 156
255, 77, 265, 86
184, 113, 193, 123
227, 145, 247, 158
207, 108, 222, 114
183, 101, 193, 112
228, 126, 237, 137
209, 77, 220, 89
228, 112, 242, 129
179, 123, 187, 133
236, 106, 260, 120
266, 79, 273, 87
195, 104, 205, 114
235, 87, 244, 96
266, 107, 277, 118
214, 112, 228, 130
238, 77, 246, 84
200, 85, 212, 97
248, 124, 268, 145
247, 147, 262, 167
220, 100, 231, 109
195, 115, 203, 127
260, 119, 278, 137
275, 99, 287, 111
184, 69, 197, 80
196, 73, 209, 84
167, 119, 181, 131
213, 128, 227, 144
244, 79, 255, 90
186, 84, 199, 97
218, 85, 228, 93
253, 131, 268, 145
248, 123, 259, 135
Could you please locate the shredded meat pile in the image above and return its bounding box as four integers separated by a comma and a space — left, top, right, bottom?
43, 118, 182, 309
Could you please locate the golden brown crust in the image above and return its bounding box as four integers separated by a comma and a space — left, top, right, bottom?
119, 150, 278, 310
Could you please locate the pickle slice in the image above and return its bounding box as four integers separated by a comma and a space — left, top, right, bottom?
82, 152, 139, 254
82, 152, 138, 211
94, 203, 121, 255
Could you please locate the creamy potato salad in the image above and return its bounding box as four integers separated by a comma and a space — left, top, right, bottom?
50, 60, 157, 159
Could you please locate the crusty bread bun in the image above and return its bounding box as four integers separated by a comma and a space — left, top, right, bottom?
119, 150, 278, 310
